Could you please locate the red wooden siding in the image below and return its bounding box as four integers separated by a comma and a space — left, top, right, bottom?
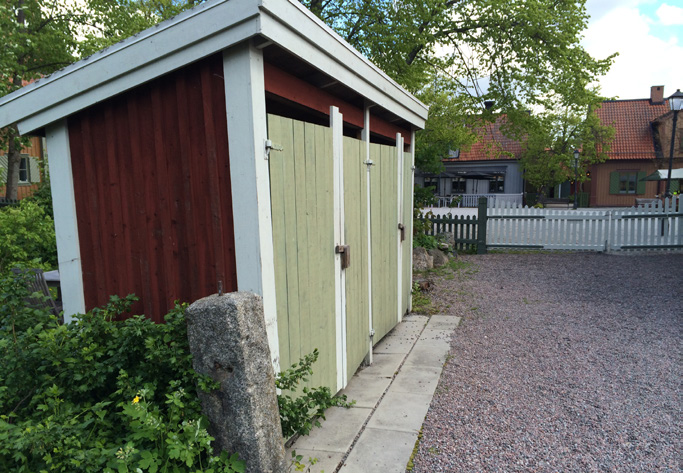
68, 54, 237, 322
264, 62, 411, 144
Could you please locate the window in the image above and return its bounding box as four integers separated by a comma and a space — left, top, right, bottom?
489, 175, 504, 193
451, 177, 466, 194
19, 157, 29, 183
424, 177, 439, 194
609, 170, 645, 195
619, 172, 637, 194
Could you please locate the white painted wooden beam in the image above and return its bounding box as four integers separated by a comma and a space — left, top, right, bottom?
408, 129, 416, 312
361, 103, 373, 365
223, 41, 280, 372
45, 120, 85, 322
331, 105, 348, 391
396, 133, 404, 323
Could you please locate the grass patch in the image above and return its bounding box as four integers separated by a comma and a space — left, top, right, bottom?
411, 282, 439, 315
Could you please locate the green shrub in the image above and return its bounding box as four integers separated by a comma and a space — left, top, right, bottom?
0, 199, 57, 273
276, 349, 353, 439
0, 274, 244, 473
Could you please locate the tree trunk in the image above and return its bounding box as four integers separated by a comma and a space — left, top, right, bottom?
5, 1, 25, 200
5, 125, 21, 200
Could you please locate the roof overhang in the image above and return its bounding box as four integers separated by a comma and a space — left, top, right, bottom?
641, 169, 683, 181
0, 0, 428, 135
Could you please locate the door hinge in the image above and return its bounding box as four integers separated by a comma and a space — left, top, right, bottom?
369, 329, 375, 339
265, 139, 283, 160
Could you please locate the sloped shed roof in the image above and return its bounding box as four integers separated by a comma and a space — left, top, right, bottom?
0, 0, 428, 135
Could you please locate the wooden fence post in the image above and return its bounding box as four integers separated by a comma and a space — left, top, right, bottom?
477, 197, 488, 254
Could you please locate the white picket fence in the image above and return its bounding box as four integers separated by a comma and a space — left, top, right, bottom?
487, 197, 682, 252
437, 193, 523, 208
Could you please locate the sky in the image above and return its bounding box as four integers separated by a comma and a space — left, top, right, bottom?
582, 0, 683, 101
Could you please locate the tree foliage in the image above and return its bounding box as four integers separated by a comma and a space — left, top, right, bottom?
510, 97, 615, 196
300, 0, 616, 171
1, 0, 206, 199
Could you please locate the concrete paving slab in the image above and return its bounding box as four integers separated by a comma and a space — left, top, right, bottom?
291, 406, 372, 453
373, 320, 427, 354
404, 337, 451, 368
338, 428, 418, 473
338, 373, 392, 408
427, 314, 462, 330
390, 364, 442, 395
285, 448, 343, 473
354, 353, 404, 377
367, 390, 433, 433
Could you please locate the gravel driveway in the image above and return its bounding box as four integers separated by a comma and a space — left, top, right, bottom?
410, 252, 682, 473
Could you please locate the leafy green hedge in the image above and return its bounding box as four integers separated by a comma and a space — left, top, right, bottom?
0, 275, 244, 473
0, 199, 57, 273
0, 269, 352, 472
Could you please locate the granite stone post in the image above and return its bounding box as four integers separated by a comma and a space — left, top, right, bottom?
185, 292, 287, 473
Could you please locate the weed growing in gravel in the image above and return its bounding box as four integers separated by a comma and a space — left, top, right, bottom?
411, 282, 439, 315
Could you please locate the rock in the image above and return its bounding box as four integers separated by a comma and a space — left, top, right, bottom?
437, 231, 455, 248
428, 248, 449, 267
185, 292, 287, 473
413, 247, 434, 270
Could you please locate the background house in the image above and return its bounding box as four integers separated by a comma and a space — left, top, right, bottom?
587, 85, 682, 207
415, 114, 524, 207
0, 136, 44, 199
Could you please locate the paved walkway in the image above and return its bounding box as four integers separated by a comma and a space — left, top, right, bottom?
287, 314, 460, 473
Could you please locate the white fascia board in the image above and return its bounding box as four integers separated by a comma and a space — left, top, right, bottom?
1, 0, 260, 134
259, 0, 428, 128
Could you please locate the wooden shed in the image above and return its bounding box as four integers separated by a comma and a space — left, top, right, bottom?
0, 0, 428, 392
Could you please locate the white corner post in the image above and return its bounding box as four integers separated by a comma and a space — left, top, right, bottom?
223, 41, 280, 372
408, 129, 416, 311
331, 105, 348, 391
396, 133, 404, 323
361, 102, 374, 365
45, 119, 85, 323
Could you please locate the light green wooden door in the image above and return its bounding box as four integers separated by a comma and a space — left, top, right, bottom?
268, 114, 336, 391
343, 136, 370, 380
269, 114, 405, 391
370, 142, 399, 342
402, 151, 413, 315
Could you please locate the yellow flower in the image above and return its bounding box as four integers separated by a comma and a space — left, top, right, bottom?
132, 395, 140, 404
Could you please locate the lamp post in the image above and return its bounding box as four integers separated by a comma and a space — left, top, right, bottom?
573, 149, 580, 209
665, 89, 683, 198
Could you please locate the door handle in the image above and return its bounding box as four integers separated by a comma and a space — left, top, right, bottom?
398, 223, 405, 242
335, 244, 351, 269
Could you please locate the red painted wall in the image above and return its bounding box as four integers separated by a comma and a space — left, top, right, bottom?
68, 54, 237, 322
264, 62, 412, 144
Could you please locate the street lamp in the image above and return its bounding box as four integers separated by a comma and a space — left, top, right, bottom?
573, 149, 580, 209
665, 89, 683, 198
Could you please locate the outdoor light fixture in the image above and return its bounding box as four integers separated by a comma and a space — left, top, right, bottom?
573, 149, 580, 209
666, 89, 683, 198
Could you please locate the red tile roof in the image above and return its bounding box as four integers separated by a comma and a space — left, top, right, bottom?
443, 115, 523, 162
595, 99, 668, 160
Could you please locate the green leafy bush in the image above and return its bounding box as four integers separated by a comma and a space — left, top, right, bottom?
0, 274, 244, 473
0, 199, 57, 272
276, 349, 353, 439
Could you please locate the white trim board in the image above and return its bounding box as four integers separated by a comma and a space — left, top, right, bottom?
223, 42, 280, 372
0, 0, 427, 135
45, 120, 85, 322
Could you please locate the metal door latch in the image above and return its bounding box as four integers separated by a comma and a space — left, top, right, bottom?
265, 139, 283, 160
398, 223, 405, 242
335, 244, 351, 269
